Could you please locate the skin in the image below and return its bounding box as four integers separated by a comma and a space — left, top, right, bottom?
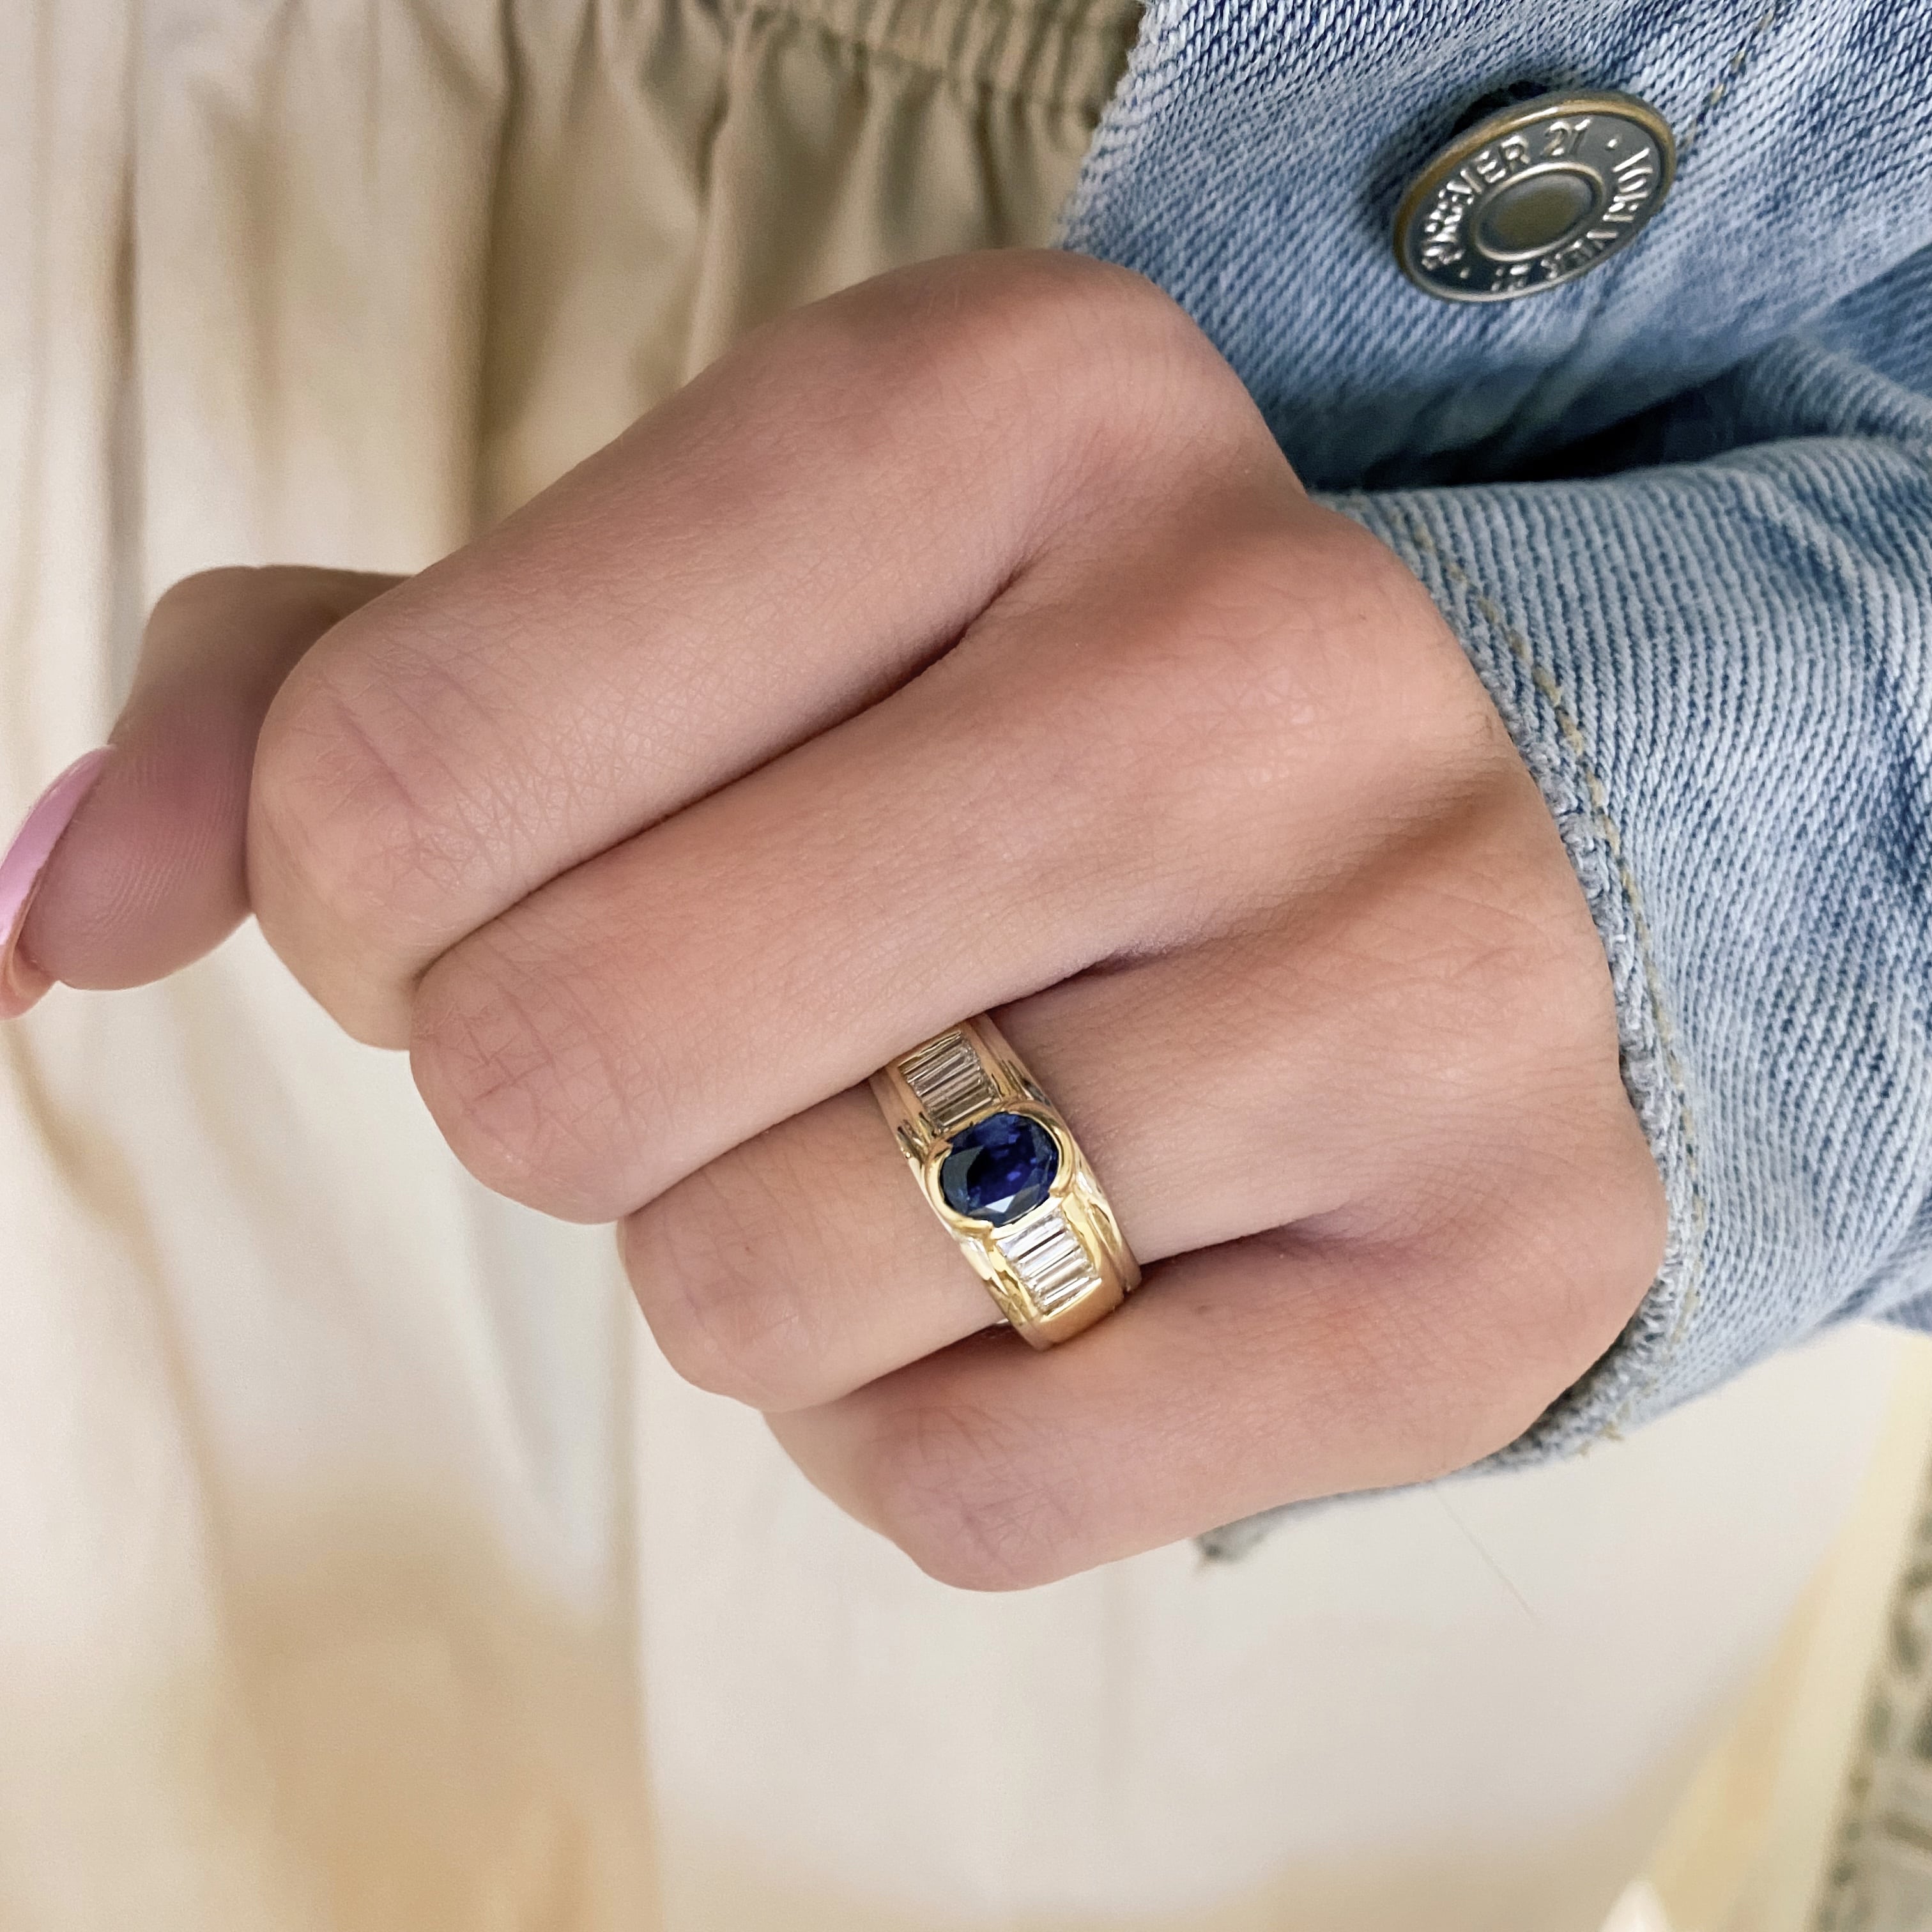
17, 250, 1666, 1589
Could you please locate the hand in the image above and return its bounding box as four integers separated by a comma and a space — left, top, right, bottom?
17, 252, 1666, 1586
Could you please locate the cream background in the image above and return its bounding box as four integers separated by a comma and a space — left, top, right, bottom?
0, 2, 1907, 1926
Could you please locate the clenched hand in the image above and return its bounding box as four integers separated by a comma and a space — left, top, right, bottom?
12, 252, 1664, 1586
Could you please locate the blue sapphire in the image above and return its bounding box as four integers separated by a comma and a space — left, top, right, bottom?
939, 1112, 1060, 1226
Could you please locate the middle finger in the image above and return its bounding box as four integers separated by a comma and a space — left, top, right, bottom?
406, 524, 1450, 1222
246, 255, 1242, 1045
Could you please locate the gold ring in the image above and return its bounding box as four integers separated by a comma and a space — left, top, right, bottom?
870, 1015, 1140, 1348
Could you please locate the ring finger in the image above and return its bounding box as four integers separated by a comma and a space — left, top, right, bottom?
617, 828, 1615, 1413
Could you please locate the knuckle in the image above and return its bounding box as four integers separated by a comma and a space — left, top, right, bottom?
1154, 519, 1489, 813
818, 252, 1254, 497
1376, 1291, 1574, 1481
249, 650, 489, 983
410, 931, 638, 1220
1442, 1133, 1667, 1462
621, 1177, 830, 1411
1471, 914, 1607, 1077
1378, 803, 1619, 1091
1077, 519, 1463, 802
1000, 255, 1262, 454
903, 250, 1191, 385
1438, 1377, 1567, 1478
955, 252, 1208, 399
1562, 1117, 1671, 1346
866, 1400, 1079, 1593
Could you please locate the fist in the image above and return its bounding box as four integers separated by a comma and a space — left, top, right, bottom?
18, 252, 1665, 1586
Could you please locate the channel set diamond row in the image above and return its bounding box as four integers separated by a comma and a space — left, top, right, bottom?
992, 1209, 1100, 1315
897, 1028, 998, 1135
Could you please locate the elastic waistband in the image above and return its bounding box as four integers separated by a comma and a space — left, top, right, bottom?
736, 0, 1139, 115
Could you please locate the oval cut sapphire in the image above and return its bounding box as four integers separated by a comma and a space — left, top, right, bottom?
939, 1112, 1059, 1225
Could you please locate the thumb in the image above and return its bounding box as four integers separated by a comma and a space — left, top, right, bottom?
2, 566, 400, 1017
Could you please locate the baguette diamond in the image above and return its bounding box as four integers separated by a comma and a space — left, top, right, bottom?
897, 1029, 997, 1135
992, 1208, 1099, 1315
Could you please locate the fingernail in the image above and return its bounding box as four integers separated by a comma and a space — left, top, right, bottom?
0, 748, 112, 1020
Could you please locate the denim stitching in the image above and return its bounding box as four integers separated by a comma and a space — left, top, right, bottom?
1396, 519, 1710, 1441
1673, 1, 1791, 164
1480, 2, 1799, 445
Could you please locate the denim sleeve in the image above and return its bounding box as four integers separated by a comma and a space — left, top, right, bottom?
1198, 250, 1932, 1559
1347, 245, 1932, 1470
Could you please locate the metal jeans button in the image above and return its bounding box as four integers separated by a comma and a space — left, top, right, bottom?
1394, 91, 1676, 302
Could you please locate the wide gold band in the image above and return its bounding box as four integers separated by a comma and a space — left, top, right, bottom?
870, 1015, 1140, 1349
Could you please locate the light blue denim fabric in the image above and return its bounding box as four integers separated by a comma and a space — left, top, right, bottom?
1058, 3, 1932, 1548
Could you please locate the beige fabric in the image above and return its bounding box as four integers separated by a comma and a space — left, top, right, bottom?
1643, 1331, 1932, 1931
0, 1, 1906, 1926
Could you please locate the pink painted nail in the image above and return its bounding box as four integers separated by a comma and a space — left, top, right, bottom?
0, 748, 112, 1020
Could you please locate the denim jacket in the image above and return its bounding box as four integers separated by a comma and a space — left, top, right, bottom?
1059, 0, 1932, 1544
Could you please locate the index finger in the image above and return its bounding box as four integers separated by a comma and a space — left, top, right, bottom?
247, 254, 1255, 1045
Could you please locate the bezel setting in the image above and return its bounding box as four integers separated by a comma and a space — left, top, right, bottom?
871, 1017, 1140, 1347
